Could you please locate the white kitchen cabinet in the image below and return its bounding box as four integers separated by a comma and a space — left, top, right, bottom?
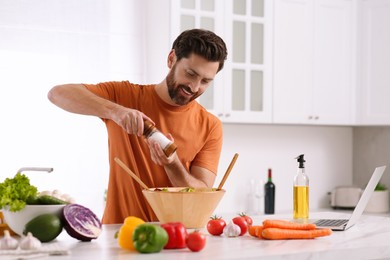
170, 0, 273, 123
273, 0, 355, 125
355, 0, 390, 125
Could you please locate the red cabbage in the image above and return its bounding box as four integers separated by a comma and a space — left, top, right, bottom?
62, 204, 102, 241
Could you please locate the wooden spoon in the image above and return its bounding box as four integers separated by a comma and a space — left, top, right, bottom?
217, 153, 239, 190
114, 157, 149, 190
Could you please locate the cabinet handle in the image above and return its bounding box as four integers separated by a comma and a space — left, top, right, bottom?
225, 113, 231, 117
217, 113, 223, 117
314, 116, 319, 120
308, 116, 313, 120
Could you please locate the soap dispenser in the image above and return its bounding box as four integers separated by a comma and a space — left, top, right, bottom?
293, 154, 309, 219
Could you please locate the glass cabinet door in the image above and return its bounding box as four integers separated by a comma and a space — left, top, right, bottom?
171, 0, 272, 123
171, 0, 224, 116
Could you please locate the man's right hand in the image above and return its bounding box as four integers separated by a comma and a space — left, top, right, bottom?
110, 106, 153, 137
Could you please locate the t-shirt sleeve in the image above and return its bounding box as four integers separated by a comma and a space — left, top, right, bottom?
191, 118, 223, 175
83, 81, 131, 104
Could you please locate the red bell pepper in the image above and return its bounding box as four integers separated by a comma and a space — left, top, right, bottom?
160, 222, 188, 249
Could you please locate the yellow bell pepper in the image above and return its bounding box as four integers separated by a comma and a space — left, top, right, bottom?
117, 216, 145, 250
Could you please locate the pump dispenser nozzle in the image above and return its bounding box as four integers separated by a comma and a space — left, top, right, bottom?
295, 154, 305, 169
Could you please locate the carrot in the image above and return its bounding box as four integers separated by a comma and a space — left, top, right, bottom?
262, 228, 332, 240
248, 225, 258, 236
248, 225, 264, 239
263, 219, 316, 230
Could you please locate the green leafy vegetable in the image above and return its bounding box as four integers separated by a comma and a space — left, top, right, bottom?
375, 182, 387, 191
0, 173, 38, 212
179, 187, 195, 192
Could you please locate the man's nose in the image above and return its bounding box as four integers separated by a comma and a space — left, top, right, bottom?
189, 80, 201, 93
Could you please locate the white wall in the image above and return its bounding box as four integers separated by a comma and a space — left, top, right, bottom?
0, 0, 145, 217
0, 1, 354, 220
353, 127, 390, 190
214, 124, 353, 216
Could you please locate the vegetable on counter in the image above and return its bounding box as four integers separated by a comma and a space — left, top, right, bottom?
238, 213, 253, 226
249, 219, 332, 240
232, 216, 248, 236
0, 230, 19, 250
19, 232, 42, 250
132, 223, 168, 253
62, 204, 102, 242
0, 173, 38, 212
161, 222, 187, 249
23, 213, 63, 242
263, 219, 316, 230
117, 216, 145, 250
262, 227, 332, 240
186, 230, 206, 252
207, 215, 226, 236
223, 221, 241, 237
248, 225, 264, 238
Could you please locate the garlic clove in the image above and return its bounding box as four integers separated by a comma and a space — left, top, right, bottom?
223, 220, 241, 237
0, 230, 19, 250
19, 232, 42, 250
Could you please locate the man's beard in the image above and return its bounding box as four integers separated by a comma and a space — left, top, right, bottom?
166, 68, 200, 106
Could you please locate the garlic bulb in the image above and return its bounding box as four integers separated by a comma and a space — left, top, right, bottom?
0, 230, 19, 250
19, 232, 42, 250
223, 220, 241, 237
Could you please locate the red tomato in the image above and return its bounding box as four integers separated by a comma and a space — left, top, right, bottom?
232, 216, 248, 236
239, 213, 253, 226
186, 231, 206, 252
207, 216, 226, 236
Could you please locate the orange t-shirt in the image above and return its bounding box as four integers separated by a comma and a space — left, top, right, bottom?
84, 81, 223, 224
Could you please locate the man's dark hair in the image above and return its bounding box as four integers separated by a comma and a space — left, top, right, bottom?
171, 29, 228, 72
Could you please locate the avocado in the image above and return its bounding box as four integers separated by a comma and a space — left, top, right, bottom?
24, 213, 63, 242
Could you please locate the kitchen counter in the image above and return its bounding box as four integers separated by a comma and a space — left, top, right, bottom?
3, 211, 390, 260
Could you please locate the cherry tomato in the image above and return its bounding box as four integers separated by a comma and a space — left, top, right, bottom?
207, 216, 226, 236
186, 231, 206, 252
239, 213, 253, 226
232, 216, 248, 236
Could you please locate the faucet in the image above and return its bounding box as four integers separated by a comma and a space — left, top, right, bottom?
17, 167, 53, 173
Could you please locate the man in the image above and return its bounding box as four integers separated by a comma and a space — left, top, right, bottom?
48, 29, 228, 224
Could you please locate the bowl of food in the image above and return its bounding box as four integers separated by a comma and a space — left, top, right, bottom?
142, 187, 225, 228
2, 204, 66, 236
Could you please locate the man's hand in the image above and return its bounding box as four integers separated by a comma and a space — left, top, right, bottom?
147, 134, 176, 166
111, 106, 153, 136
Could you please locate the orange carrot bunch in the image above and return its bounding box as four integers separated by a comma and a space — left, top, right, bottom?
248, 219, 332, 240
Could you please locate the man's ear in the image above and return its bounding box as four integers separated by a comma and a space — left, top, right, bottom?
167, 50, 176, 69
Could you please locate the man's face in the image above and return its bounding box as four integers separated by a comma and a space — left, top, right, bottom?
166, 53, 219, 106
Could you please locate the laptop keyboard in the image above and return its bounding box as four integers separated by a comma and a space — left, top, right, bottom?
315, 219, 348, 227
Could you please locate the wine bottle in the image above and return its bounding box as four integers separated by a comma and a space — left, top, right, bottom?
264, 168, 275, 214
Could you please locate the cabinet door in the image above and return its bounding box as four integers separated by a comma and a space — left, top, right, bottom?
222, 0, 273, 123
273, 0, 313, 124
273, 0, 354, 125
171, 0, 273, 123
312, 0, 354, 125
356, 0, 390, 125
170, 0, 225, 117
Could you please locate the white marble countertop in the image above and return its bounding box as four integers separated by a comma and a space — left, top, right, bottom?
3, 211, 390, 260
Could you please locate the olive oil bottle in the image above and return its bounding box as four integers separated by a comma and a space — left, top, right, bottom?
293, 154, 309, 219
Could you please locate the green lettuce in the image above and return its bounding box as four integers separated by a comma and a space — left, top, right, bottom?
0, 173, 38, 212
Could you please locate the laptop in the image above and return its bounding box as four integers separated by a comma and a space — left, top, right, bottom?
308, 165, 386, 231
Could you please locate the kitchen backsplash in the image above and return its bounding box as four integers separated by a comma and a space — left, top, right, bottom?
353, 127, 390, 192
